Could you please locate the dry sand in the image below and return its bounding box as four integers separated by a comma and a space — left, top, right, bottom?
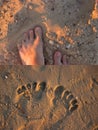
0, 0, 98, 64
0, 66, 98, 130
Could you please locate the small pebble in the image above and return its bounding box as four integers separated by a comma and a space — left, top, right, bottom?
56, 44, 60, 48
4, 75, 8, 79
28, 5, 33, 10
1, 72, 9, 80
66, 44, 71, 49
49, 40, 54, 45
15, 103, 19, 108
15, 19, 18, 23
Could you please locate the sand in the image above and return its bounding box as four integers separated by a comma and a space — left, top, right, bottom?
0, 0, 98, 64
0, 1, 98, 129
0, 66, 98, 130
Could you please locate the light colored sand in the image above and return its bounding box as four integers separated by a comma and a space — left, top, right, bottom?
0, 66, 98, 130
0, 0, 98, 64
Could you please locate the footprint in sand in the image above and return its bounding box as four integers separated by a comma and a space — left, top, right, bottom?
14, 81, 46, 118
52, 85, 78, 113
49, 85, 78, 123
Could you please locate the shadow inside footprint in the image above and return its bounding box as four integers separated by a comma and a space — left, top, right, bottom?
35, 82, 46, 100
69, 97, 78, 113
17, 85, 26, 94
32, 82, 37, 90
38, 82, 46, 91
54, 86, 64, 98
62, 90, 71, 100
27, 83, 31, 90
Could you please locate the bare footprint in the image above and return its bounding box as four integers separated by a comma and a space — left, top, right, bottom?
52, 85, 78, 113
48, 85, 78, 129
14, 81, 46, 119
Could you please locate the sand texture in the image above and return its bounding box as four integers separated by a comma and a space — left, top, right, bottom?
0, 0, 98, 64
0, 66, 98, 130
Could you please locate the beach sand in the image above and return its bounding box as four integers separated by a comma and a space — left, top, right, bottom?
0, 0, 98, 64
0, 66, 98, 130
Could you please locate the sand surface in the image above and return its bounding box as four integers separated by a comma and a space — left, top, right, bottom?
0, 66, 98, 130
0, 0, 98, 64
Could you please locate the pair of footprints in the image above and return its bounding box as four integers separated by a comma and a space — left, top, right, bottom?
17, 82, 78, 113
